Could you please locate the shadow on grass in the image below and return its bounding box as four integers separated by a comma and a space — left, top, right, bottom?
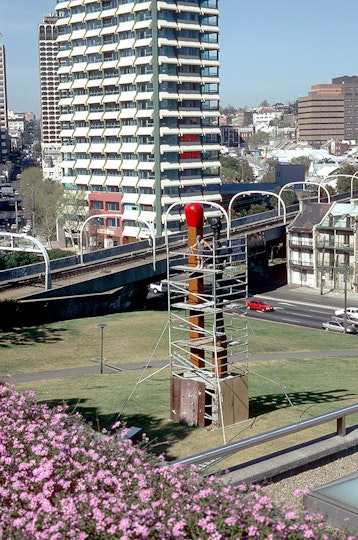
38, 397, 194, 460
250, 388, 357, 418
0, 326, 68, 347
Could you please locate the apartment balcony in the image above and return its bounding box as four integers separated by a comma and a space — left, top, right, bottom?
288, 238, 314, 249
315, 240, 354, 253
289, 259, 314, 269
203, 175, 221, 185
122, 193, 139, 205
161, 144, 180, 153
202, 158, 220, 168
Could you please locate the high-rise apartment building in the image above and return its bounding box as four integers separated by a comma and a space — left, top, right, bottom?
0, 44, 9, 163
55, 0, 221, 242
38, 14, 61, 175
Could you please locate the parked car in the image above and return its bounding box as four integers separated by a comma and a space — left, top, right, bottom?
334, 307, 358, 320
322, 320, 357, 334
149, 281, 168, 294
332, 316, 358, 327
244, 299, 274, 312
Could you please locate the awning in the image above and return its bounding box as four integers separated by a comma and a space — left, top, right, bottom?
104, 143, 121, 153
88, 143, 105, 153
74, 143, 90, 152
105, 160, 121, 169
90, 159, 106, 169
89, 176, 105, 186
138, 178, 155, 188
122, 193, 139, 204
104, 177, 121, 186
75, 159, 91, 168
121, 177, 138, 187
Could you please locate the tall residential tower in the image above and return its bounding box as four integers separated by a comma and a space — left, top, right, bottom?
55, 0, 221, 242
0, 44, 9, 163
38, 14, 61, 177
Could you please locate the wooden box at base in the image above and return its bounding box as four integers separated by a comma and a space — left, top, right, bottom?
218, 374, 249, 427
170, 374, 249, 428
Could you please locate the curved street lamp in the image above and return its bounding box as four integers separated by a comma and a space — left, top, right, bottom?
321, 171, 358, 199
278, 181, 331, 210
164, 200, 229, 241
79, 214, 156, 267
227, 190, 286, 233
0, 232, 52, 290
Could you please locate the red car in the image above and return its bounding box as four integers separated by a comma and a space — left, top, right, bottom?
244, 299, 274, 312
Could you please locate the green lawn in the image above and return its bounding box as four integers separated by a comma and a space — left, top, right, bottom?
1, 310, 357, 464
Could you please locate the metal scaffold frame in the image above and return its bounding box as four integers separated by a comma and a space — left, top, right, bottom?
164, 203, 249, 434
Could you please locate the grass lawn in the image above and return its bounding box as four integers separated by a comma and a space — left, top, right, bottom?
1, 310, 358, 464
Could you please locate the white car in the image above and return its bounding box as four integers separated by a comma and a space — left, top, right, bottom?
322, 320, 357, 334
149, 281, 168, 294
334, 307, 358, 320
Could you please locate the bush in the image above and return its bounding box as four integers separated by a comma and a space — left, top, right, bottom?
0, 252, 40, 270
0, 382, 352, 539
47, 248, 76, 260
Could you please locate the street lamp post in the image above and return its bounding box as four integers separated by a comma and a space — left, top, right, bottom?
98, 323, 107, 374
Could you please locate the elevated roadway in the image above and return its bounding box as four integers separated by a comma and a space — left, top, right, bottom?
0, 208, 293, 303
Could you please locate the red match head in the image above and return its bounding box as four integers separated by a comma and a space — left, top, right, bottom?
184, 203, 204, 227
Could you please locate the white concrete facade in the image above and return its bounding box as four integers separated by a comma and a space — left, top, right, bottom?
55, 0, 221, 238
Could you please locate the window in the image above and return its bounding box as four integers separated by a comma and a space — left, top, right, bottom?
107, 218, 120, 227
92, 200, 104, 210
107, 201, 119, 211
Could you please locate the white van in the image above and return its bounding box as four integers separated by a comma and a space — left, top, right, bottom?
334, 307, 358, 320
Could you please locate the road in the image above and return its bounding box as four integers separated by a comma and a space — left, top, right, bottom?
244, 285, 351, 331
148, 284, 353, 332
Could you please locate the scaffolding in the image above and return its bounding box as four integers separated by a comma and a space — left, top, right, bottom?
167, 231, 249, 430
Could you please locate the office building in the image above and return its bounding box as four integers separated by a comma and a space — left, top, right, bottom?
298, 76, 358, 147
332, 76, 358, 141
0, 44, 9, 163
298, 84, 344, 147
38, 14, 61, 177
55, 0, 221, 243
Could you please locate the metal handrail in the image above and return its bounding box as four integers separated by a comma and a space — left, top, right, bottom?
170, 403, 358, 467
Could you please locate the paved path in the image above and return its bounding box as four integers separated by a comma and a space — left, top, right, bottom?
3, 348, 357, 385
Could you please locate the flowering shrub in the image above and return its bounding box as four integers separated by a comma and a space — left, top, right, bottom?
0, 382, 353, 539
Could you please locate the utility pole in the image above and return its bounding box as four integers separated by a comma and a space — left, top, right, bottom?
343, 266, 348, 334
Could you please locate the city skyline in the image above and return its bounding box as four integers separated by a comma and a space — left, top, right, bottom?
0, 0, 358, 116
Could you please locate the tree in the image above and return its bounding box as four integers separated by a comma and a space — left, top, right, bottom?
335, 164, 358, 194
259, 99, 269, 108
286, 100, 298, 115
247, 131, 270, 148
234, 201, 270, 218
220, 104, 237, 116
272, 187, 298, 207
60, 187, 89, 233
220, 156, 255, 182
290, 156, 311, 171
17, 167, 64, 243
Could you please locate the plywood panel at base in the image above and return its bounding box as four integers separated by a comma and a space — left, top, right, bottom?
170, 375, 206, 427
219, 375, 249, 427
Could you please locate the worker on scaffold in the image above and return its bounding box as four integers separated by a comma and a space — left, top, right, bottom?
189, 234, 212, 269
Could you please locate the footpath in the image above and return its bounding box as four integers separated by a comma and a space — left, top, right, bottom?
2, 348, 357, 385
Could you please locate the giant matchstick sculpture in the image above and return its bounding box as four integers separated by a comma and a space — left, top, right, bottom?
169, 203, 249, 429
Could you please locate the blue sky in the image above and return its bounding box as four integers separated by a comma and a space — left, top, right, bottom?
1, 0, 358, 116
